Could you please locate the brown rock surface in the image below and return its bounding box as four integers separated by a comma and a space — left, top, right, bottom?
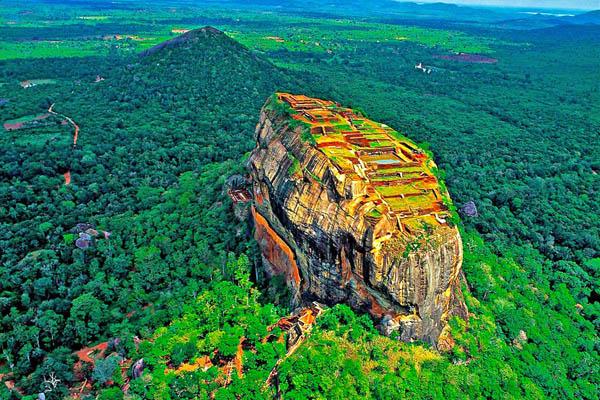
249, 93, 468, 345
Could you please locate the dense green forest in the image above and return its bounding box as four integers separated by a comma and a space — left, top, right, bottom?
0, 28, 298, 398
0, 1, 598, 399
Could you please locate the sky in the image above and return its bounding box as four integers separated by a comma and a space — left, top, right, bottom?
413, 0, 599, 10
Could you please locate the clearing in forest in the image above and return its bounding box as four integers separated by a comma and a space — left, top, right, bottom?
20, 79, 57, 88
3, 113, 58, 131
435, 53, 498, 63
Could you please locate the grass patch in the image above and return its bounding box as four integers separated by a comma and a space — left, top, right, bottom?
287, 153, 301, 175
0, 40, 108, 60
367, 208, 382, 218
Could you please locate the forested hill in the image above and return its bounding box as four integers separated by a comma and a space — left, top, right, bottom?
139, 26, 228, 57
0, 26, 300, 396
95, 25, 296, 172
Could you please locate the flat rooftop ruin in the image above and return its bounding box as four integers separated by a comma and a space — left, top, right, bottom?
276, 92, 451, 233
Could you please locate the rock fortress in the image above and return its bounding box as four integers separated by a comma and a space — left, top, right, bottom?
249, 93, 468, 346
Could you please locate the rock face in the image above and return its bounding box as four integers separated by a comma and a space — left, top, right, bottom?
249, 93, 468, 345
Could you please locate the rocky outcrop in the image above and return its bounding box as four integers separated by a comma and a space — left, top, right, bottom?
249, 93, 467, 345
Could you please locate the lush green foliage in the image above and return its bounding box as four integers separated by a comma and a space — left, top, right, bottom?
0, 28, 296, 398
131, 256, 286, 400
131, 230, 597, 399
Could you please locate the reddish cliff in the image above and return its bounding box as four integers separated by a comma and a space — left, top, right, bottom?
252, 206, 301, 289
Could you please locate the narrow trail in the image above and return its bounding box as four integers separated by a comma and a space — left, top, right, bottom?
49, 103, 80, 185
49, 103, 80, 147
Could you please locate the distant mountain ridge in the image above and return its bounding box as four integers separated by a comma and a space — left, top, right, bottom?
566, 9, 600, 24
212, 0, 599, 27
494, 9, 600, 30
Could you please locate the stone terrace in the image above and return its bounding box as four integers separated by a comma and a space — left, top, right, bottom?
277, 93, 450, 233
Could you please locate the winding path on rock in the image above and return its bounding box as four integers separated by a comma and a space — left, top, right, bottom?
48, 103, 80, 185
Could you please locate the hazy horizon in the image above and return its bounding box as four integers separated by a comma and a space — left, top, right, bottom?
408, 0, 599, 11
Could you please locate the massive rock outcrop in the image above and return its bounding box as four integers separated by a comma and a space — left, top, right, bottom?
249, 93, 468, 345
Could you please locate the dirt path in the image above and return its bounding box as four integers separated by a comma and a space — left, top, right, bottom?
49, 103, 80, 147
48, 103, 80, 185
